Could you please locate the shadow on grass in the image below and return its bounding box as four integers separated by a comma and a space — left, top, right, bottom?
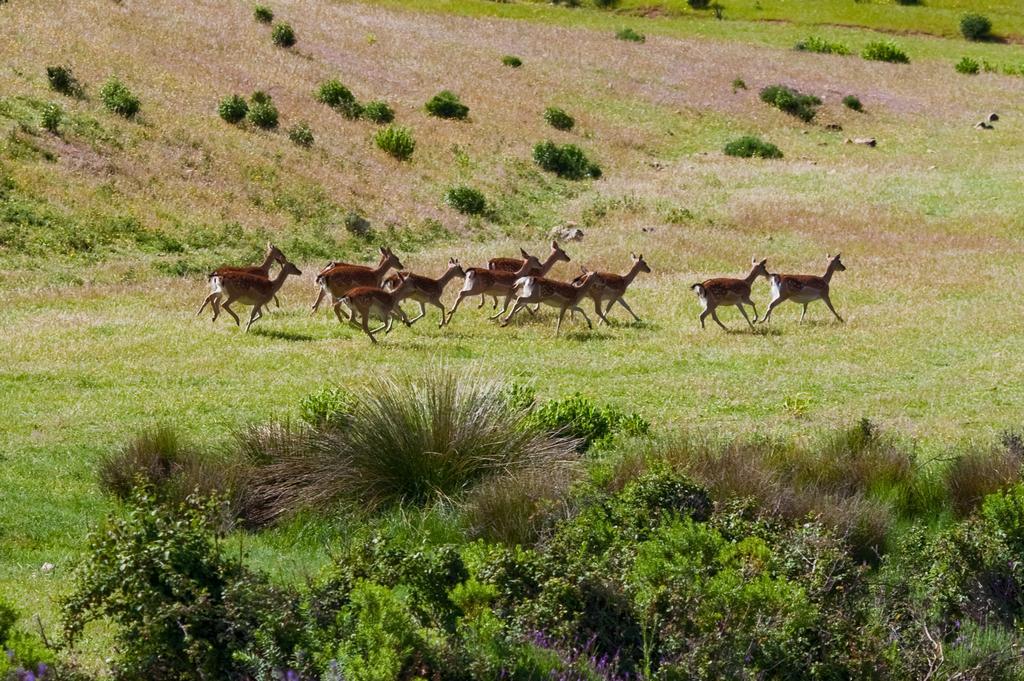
250, 327, 318, 342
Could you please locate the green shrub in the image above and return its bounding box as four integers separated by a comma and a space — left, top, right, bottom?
543, 106, 575, 131
956, 56, 980, 74
615, 27, 645, 42
794, 35, 851, 55
288, 122, 314, 147
894, 0, 920, 4
316, 79, 363, 119
445, 185, 487, 215
99, 77, 140, 118
374, 125, 415, 160
501, 55, 523, 67
271, 21, 296, 47
336, 581, 432, 681
217, 94, 249, 123
842, 94, 863, 111
425, 90, 469, 120
247, 92, 279, 129
594, 0, 620, 7
40, 103, 62, 133
759, 84, 822, 122
862, 40, 909, 63
532, 141, 602, 180
253, 4, 273, 22
961, 13, 992, 41
528, 392, 649, 451
687, 0, 710, 7
46, 64, 81, 97
299, 386, 355, 426
0, 597, 52, 674
723, 135, 783, 159
361, 100, 394, 124
731, 77, 746, 90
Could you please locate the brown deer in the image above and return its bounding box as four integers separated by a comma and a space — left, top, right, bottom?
691, 258, 770, 330
446, 254, 544, 325
339, 275, 415, 343
312, 247, 403, 321
573, 253, 651, 325
759, 253, 846, 324
210, 261, 303, 332
197, 243, 287, 316
382, 258, 466, 327
501, 272, 599, 336
481, 241, 571, 309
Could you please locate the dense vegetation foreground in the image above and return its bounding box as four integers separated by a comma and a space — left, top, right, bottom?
3, 0, 1024, 677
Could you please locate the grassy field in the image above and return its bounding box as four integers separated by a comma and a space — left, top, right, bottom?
3, 0, 1024, 663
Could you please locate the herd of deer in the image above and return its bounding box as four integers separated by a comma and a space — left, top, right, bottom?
196, 241, 846, 342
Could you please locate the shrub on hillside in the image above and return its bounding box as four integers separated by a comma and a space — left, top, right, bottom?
374, 125, 415, 160
247, 91, 279, 129
724, 135, 783, 158
894, 0, 920, 4
861, 40, 909, 63
445, 185, 487, 215
299, 386, 355, 427
543, 106, 575, 131
425, 90, 469, 120
842, 94, 864, 111
501, 55, 523, 67
217, 94, 249, 124
288, 122, 314, 147
687, 0, 710, 7
46, 65, 81, 97
99, 77, 140, 118
960, 13, 992, 41
528, 392, 649, 451
794, 35, 851, 55
615, 27, 645, 42
41, 103, 62, 133
956, 56, 980, 74
271, 22, 296, 47
731, 77, 747, 91
759, 84, 822, 122
361, 100, 394, 124
594, 0, 620, 7
316, 79, 363, 119
532, 141, 602, 180
253, 4, 273, 22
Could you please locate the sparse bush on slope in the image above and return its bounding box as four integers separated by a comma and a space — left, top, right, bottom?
533, 141, 601, 179
956, 56, 980, 74
316, 79, 364, 119
253, 4, 273, 22
960, 13, 992, 41
759, 84, 821, 122
217, 94, 248, 123
724, 135, 783, 158
501, 54, 523, 67
374, 125, 415, 160
842, 94, 863, 111
445, 185, 487, 215
361, 100, 394, 124
99, 77, 140, 118
543, 106, 575, 131
288, 122, 314, 147
862, 40, 909, 63
425, 90, 469, 120
615, 27, 645, 42
271, 21, 296, 47
40, 103, 62, 133
247, 91, 279, 129
794, 35, 850, 55
46, 65, 82, 97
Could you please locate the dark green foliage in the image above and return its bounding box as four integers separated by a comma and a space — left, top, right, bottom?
288, 121, 314, 147
299, 386, 355, 427
687, 0, 710, 7
217, 94, 249, 124
861, 39, 910, 63
253, 4, 273, 22
759, 83, 822, 122
316, 79, 355, 108
594, 0, 619, 7
40, 102, 62, 133
731, 77, 746, 90
724, 135, 783, 158
960, 13, 992, 41
895, 0, 920, 4
374, 125, 415, 160
425, 90, 469, 120
615, 27, 645, 42
46, 65, 81, 97
543, 106, 575, 131
528, 392, 649, 451
445, 185, 487, 215
99, 77, 140, 118
344, 211, 373, 237
956, 56, 980, 74
842, 94, 864, 111
0, 597, 52, 675
361, 100, 394, 124
247, 92, 279, 129
794, 35, 851, 55
501, 54, 523, 67
271, 21, 296, 47
532, 141, 602, 180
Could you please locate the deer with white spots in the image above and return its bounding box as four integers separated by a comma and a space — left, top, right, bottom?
312, 247, 403, 320
760, 253, 846, 324
209, 261, 303, 332
197, 243, 287, 317
339, 274, 415, 343
482, 241, 571, 309
501, 272, 599, 336
446, 253, 544, 325
382, 258, 466, 327
691, 257, 770, 330
572, 253, 651, 325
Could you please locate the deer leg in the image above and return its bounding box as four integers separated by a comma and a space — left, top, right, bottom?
594, 299, 612, 326
745, 298, 760, 323
800, 304, 808, 322
406, 301, 427, 326
360, 311, 378, 344
822, 294, 844, 323
575, 306, 593, 329
710, 308, 728, 331
736, 304, 754, 329
244, 305, 262, 333
273, 294, 281, 309
760, 297, 784, 324
489, 293, 514, 320
616, 298, 641, 322
210, 294, 222, 322
197, 292, 217, 317
447, 292, 472, 325
476, 295, 485, 309
311, 288, 327, 313
501, 300, 528, 326
221, 299, 241, 327
429, 300, 447, 327
555, 308, 568, 336
526, 304, 539, 316
333, 300, 348, 324
698, 307, 710, 329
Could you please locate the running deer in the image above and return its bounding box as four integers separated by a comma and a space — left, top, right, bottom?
210, 261, 303, 332
572, 253, 651, 325
197, 243, 287, 316
382, 258, 466, 327
312, 247, 403, 320
340, 274, 415, 343
481, 241, 571, 309
760, 253, 846, 324
501, 272, 599, 336
690, 257, 770, 331
446, 254, 544, 325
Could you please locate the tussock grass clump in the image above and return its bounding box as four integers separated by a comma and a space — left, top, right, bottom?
253, 4, 273, 22
862, 40, 909, 63
40, 103, 62, 133
723, 135, 783, 159
759, 84, 821, 122
287, 122, 314, 147
271, 22, 296, 47
247, 91, 278, 129
961, 13, 992, 41
956, 56, 980, 74
543, 106, 575, 131
532, 140, 601, 180
615, 27, 645, 42
946, 445, 1021, 517
501, 55, 523, 68
425, 90, 468, 120
99, 77, 140, 118
361, 100, 394, 124
217, 94, 248, 124
374, 125, 415, 160
794, 36, 850, 55
464, 467, 576, 545
46, 65, 81, 97
842, 94, 863, 111
445, 185, 487, 215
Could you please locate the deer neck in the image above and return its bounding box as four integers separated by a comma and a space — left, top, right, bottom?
823, 261, 838, 284
437, 267, 460, 287
538, 250, 562, 275
257, 250, 276, 273
622, 261, 645, 287
269, 270, 293, 295
743, 265, 762, 287
372, 256, 392, 280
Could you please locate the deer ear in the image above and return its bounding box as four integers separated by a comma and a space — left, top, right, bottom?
520, 248, 529, 258
760, 258, 767, 266
551, 240, 559, 249
835, 252, 841, 258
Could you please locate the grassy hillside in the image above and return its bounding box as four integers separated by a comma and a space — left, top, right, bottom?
3, 0, 1024, 665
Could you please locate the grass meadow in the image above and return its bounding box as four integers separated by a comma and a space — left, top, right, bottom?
2, 0, 1024, 671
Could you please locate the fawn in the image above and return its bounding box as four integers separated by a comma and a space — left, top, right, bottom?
691, 257, 770, 330
209, 261, 303, 332
760, 253, 846, 324
382, 258, 466, 327
501, 272, 599, 336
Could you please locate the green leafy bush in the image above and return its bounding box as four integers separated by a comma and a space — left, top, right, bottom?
731, 77, 747, 90
594, 0, 620, 7
99, 77, 140, 118
271, 21, 296, 47
894, 0, 920, 4
687, 0, 710, 7
253, 4, 273, 22
528, 392, 649, 451
961, 13, 992, 41
299, 386, 354, 427
40, 103, 62, 133
956, 56, 980, 74
543, 106, 575, 131
46, 64, 81, 97
862, 40, 910, 63
615, 27, 645, 42
247, 91, 279, 129
374, 125, 416, 160
217, 94, 249, 123
425, 90, 469, 120
759, 84, 821, 122
445, 185, 487, 215
532, 141, 602, 180
288, 122, 314, 147
316, 79, 363, 119
794, 35, 851, 55
361, 100, 394, 124
723, 135, 783, 158
501, 55, 523, 67
842, 94, 864, 111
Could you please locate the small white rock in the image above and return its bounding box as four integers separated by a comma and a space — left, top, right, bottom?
40, 562, 54, 574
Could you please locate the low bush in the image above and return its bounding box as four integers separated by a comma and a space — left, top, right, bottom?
445, 185, 487, 215
40, 103, 62, 133
0, 597, 52, 676
253, 4, 273, 22
862, 40, 909, 63
731, 77, 747, 90
594, 0, 620, 7
842, 94, 864, 111
99, 77, 140, 118
687, 0, 710, 7
723, 135, 783, 158
794, 35, 851, 55
615, 27, 645, 42
316, 79, 355, 108
759, 83, 821, 122
960, 13, 992, 41
543, 106, 575, 131
532, 140, 602, 180
374, 125, 415, 160
425, 90, 469, 120
956, 56, 980, 74
299, 386, 355, 427
528, 392, 649, 451
501, 55, 523, 67
361, 100, 394, 124
46, 64, 81, 97
247, 91, 279, 129
271, 21, 296, 47
217, 94, 249, 123
288, 122, 314, 147
894, 0, 920, 4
